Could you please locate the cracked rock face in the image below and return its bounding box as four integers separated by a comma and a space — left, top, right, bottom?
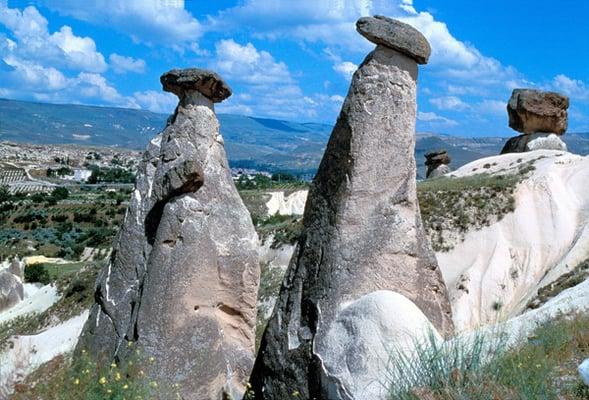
78, 68, 259, 400
507, 89, 569, 135
249, 17, 453, 400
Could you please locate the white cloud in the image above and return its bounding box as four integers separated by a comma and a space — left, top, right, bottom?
132, 90, 176, 114
477, 99, 506, 116
551, 74, 588, 101
212, 39, 341, 120
0, 4, 107, 73
430, 95, 469, 111
43, 0, 202, 46
214, 39, 292, 86
417, 111, 458, 126
49, 26, 107, 72
333, 61, 357, 80
109, 53, 146, 74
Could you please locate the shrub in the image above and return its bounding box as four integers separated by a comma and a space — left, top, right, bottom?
24, 263, 51, 285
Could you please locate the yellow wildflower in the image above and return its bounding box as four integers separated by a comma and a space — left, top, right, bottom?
115, 372, 122, 381
149, 356, 155, 363
111, 362, 118, 368
99, 377, 107, 385
74, 378, 80, 385
123, 384, 129, 390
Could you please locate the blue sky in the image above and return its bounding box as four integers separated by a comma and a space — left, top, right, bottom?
0, 0, 587, 137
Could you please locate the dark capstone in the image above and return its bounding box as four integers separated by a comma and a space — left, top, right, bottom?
507, 89, 569, 134
425, 150, 451, 178
161, 68, 232, 102
356, 15, 431, 64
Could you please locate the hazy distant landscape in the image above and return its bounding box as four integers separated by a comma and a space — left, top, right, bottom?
3, 98, 588, 179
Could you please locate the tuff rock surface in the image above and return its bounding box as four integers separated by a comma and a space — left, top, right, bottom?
79, 68, 259, 400
507, 89, 569, 135
425, 150, 451, 179
500, 133, 568, 154
250, 17, 453, 400
0, 269, 23, 313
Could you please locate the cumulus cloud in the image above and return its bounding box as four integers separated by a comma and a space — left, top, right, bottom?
476, 99, 506, 116
109, 53, 146, 74
417, 111, 458, 126
212, 39, 342, 120
42, 0, 202, 47
551, 74, 588, 101
132, 90, 177, 114
430, 96, 470, 111
333, 61, 357, 80
0, 4, 107, 72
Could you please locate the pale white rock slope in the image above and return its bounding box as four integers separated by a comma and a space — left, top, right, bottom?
265, 190, 307, 216
437, 150, 589, 332
0, 312, 88, 399
0, 283, 58, 325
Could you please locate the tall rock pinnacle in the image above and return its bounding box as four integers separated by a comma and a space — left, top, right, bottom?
249, 16, 453, 399
78, 68, 260, 399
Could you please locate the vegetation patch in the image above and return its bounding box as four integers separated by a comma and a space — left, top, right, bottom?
527, 258, 589, 310
255, 213, 302, 248
10, 348, 173, 400
418, 173, 520, 252
387, 313, 589, 400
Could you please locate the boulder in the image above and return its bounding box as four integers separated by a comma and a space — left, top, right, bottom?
507, 89, 569, 135
425, 150, 451, 179
356, 15, 431, 64
500, 133, 568, 154
580, 358, 589, 386
427, 164, 451, 179
79, 68, 259, 400
318, 291, 442, 400
160, 68, 232, 103
0, 270, 24, 313
250, 17, 453, 400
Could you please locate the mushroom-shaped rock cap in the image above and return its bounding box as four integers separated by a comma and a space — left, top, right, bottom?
356, 15, 431, 64
160, 68, 232, 103
425, 150, 451, 166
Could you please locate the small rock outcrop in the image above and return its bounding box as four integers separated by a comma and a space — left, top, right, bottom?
425, 150, 451, 179
0, 269, 23, 313
580, 358, 589, 386
250, 16, 453, 400
79, 68, 259, 399
502, 89, 569, 154
8, 257, 23, 279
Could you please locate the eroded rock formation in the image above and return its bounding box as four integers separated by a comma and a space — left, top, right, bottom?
79, 68, 259, 399
425, 149, 451, 179
0, 269, 23, 313
502, 89, 569, 154
250, 16, 453, 400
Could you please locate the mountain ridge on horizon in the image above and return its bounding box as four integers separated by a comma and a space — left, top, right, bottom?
1, 98, 588, 177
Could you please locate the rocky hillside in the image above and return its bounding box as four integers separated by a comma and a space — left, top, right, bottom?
3, 98, 588, 178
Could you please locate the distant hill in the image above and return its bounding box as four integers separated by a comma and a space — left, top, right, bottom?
1, 98, 587, 177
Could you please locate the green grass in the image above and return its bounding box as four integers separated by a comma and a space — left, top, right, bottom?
10, 348, 174, 400
255, 213, 302, 248
386, 313, 589, 400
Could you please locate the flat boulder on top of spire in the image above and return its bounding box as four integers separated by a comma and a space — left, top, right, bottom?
160, 68, 232, 102
356, 15, 431, 64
